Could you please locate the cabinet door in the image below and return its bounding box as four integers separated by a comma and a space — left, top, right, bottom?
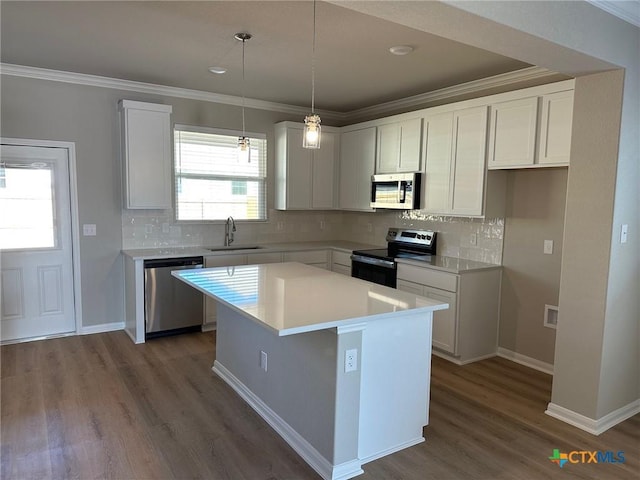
450, 106, 488, 216
121, 102, 172, 209
397, 279, 424, 296
423, 286, 457, 355
339, 127, 376, 211
285, 127, 313, 209
422, 112, 454, 214
398, 118, 422, 172
376, 123, 400, 173
312, 131, 337, 209
538, 90, 573, 165
488, 97, 538, 168
204, 255, 247, 327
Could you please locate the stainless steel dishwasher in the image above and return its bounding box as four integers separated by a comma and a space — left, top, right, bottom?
144, 256, 204, 338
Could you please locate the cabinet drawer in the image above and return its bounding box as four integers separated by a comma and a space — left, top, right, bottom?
205, 255, 247, 267
397, 264, 458, 292
284, 250, 329, 264
332, 264, 351, 276
247, 252, 283, 264
332, 250, 352, 266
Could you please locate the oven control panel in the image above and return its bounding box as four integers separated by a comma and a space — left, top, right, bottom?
386, 228, 435, 246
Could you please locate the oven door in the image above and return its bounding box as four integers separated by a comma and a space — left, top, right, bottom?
351, 254, 397, 288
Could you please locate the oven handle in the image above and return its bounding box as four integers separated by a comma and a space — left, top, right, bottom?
350, 254, 396, 269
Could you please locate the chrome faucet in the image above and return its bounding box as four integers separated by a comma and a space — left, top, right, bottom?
224, 216, 236, 246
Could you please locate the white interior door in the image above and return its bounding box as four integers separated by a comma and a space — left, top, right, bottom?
0, 145, 76, 342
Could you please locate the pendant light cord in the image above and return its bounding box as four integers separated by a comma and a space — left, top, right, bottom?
242, 38, 246, 136
311, 0, 316, 114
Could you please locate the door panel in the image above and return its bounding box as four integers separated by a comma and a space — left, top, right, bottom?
0, 145, 76, 341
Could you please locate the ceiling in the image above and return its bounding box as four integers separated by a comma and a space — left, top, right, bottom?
0, 0, 540, 113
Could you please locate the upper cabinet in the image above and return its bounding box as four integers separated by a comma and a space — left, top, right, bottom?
339, 127, 376, 211
119, 100, 173, 209
376, 118, 422, 173
275, 122, 340, 210
487, 97, 538, 168
423, 106, 493, 217
488, 87, 574, 169
537, 90, 574, 166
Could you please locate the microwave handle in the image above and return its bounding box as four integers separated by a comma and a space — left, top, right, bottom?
399, 181, 406, 203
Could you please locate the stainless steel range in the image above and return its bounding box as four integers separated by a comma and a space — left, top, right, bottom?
351, 228, 437, 288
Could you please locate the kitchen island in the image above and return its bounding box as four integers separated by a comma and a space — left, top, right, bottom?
173, 262, 448, 480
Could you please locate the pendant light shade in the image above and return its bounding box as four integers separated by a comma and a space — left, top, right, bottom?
303, 114, 321, 149
303, 0, 321, 149
235, 32, 252, 160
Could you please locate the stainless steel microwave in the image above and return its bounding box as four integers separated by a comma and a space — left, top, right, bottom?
370, 173, 421, 210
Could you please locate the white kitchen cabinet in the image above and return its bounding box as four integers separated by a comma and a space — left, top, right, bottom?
376, 118, 422, 173
487, 97, 538, 168
422, 106, 494, 217
275, 122, 340, 210
339, 127, 376, 211
247, 251, 283, 264
397, 262, 501, 364
487, 88, 574, 169
538, 90, 574, 166
118, 100, 172, 209
204, 254, 247, 329
331, 250, 352, 276
284, 250, 330, 270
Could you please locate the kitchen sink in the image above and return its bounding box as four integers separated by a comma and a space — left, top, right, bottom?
206, 245, 263, 252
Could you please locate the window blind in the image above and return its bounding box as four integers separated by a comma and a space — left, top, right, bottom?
174, 125, 267, 221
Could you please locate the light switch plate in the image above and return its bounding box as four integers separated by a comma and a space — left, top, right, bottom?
83, 224, 96, 236
621, 224, 628, 244
544, 240, 553, 255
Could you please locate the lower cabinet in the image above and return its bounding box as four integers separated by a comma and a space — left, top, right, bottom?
397, 263, 501, 364
283, 250, 330, 270
331, 250, 352, 276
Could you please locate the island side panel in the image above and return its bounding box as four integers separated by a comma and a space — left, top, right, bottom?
358, 310, 433, 463
214, 303, 362, 471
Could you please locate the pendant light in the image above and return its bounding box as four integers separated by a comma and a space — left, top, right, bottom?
303, 0, 321, 149
235, 32, 252, 161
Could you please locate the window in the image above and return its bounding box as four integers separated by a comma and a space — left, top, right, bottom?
174, 125, 267, 221
0, 162, 56, 249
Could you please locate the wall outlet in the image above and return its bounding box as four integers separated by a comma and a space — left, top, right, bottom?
367, 223, 373, 233
276, 221, 284, 231
145, 224, 153, 234
319, 220, 326, 231
260, 350, 268, 372
470, 233, 477, 246
543, 240, 554, 255
82, 224, 96, 236
345, 348, 358, 373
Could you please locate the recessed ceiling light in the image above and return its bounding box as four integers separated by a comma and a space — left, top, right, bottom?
389, 45, 414, 56
208, 66, 227, 74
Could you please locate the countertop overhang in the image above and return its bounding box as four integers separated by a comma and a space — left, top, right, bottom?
173, 262, 448, 336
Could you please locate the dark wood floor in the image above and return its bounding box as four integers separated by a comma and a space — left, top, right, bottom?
1, 331, 637, 480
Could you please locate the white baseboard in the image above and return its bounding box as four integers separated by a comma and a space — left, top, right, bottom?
79, 321, 125, 335
432, 349, 496, 365
546, 400, 640, 435
213, 361, 364, 480
497, 347, 554, 375
360, 437, 424, 465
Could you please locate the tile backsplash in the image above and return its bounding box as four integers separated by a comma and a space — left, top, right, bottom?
123, 208, 504, 265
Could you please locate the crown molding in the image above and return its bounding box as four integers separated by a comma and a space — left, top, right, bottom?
1, 63, 559, 124
0, 63, 345, 122
585, 0, 640, 28
345, 66, 558, 121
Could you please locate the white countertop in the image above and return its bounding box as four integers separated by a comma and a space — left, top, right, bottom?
121, 240, 376, 261
396, 255, 501, 273
173, 262, 448, 336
